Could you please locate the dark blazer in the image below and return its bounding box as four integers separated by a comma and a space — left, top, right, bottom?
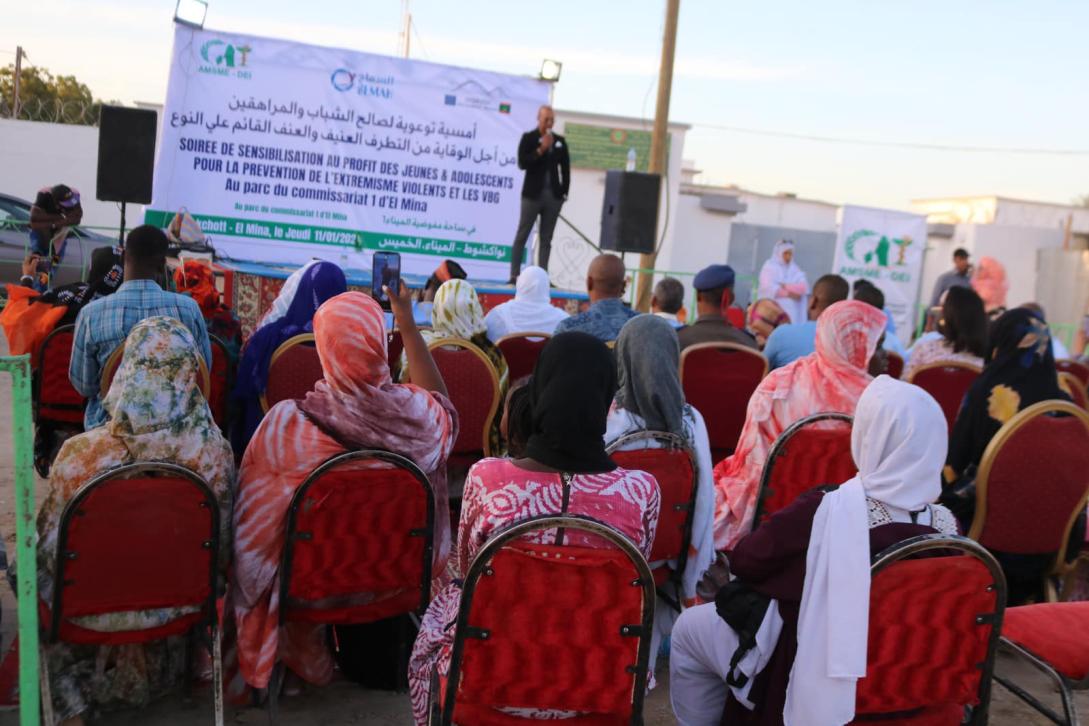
517, 128, 570, 199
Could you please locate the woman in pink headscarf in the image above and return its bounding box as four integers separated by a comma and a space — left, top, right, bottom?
711, 300, 888, 550
971, 256, 1009, 318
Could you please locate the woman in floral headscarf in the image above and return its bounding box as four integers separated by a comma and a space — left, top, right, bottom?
398, 278, 509, 453
33, 317, 234, 724
712, 300, 888, 550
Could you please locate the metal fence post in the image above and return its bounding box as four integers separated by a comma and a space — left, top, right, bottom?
0, 354, 39, 725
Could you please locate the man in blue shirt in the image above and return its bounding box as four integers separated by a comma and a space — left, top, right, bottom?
70, 225, 211, 429
852, 280, 909, 359
554, 253, 638, 341
763, 274, 848, 369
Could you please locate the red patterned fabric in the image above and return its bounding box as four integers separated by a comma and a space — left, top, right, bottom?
451, 542, 646, 724
977, 412, 1089, 553
854, 556, 999, 716
44, 475, 216, 642
681, 346, 766, 459
610, 447, 694, 571
909, 366, 979, 434
209, 337, 230, 429
496, 334, 549, 383
1002, 602, 1089, 680
1057, 359, 1089, 388
847, 702, 965, 726
431, 344, 498, 455
36, 326, 85, 425
756, 420, 855, 526
283, 459, 430, 624
264, 339, 323, 410
886, 352, 904, 380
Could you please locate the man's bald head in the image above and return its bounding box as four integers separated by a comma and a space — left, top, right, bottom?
537, 105, 555, 133
587, 254, 627, 302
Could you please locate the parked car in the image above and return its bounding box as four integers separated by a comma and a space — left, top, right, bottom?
0, 193, 117, 291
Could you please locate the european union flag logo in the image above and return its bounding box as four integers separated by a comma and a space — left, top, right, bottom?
444, 95, 457, 106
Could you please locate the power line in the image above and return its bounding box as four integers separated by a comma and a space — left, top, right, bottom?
691, 120, 1089, 157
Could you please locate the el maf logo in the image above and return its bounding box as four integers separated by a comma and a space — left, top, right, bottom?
199, 39, 253, 79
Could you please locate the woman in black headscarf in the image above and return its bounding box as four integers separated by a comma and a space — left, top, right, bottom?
38, 245, 124, 324
407, 332, 661, 724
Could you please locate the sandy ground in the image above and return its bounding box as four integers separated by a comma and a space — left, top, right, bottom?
0, 335, 1084, 724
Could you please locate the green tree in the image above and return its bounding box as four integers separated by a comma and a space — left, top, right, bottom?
0, 64, 103, 125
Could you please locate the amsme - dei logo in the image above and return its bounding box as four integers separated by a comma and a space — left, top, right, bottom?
199, 39, 253, 79
330, 69, 395, 99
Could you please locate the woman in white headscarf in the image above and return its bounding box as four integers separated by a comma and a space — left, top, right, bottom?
669, 376, 958, 726
484, 265, 569, 341
758, 240, 809, 325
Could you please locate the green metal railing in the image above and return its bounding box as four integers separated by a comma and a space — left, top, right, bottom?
0, 355, 39, 725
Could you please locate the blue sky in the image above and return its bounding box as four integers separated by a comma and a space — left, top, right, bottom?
7, 0, 1089, 209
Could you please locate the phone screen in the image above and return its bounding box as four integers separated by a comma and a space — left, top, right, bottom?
372, 251, 401, 308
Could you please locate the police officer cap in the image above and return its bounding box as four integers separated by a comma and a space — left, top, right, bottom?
693, 264, 736, 291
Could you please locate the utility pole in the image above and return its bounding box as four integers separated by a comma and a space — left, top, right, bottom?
634, 0, 680, 312
12, 46, 26, 119
400, 0, 412, 58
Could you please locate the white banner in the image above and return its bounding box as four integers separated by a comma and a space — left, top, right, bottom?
148, 25, 550, 278
833, 205, 928, 345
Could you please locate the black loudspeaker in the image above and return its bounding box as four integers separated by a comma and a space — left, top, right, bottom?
600, 170, 661, 254
97, 106, 157, 204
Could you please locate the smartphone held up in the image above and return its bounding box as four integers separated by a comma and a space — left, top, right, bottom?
372, 251, 401, 310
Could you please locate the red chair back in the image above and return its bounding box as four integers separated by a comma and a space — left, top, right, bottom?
43, 462, 219, 645
907, 362, 981, 434
440, 515, 654, 725
607, 431, 697, 590
428, 339, 501, 456
753, 413, 855, 528
853, 535, 1005, 725
496, 332, 550, 383
970, 401, 1089, 562
280, 450, 434, 624
1059, 372, 1089, 412
886, 351, 904, 380
680, 343, 768, 461
387, 329, 405, 378
208, 335, 231, 429
262, 333, 323, 412
35, 324, 85, 425
1057, 358, 1089, 388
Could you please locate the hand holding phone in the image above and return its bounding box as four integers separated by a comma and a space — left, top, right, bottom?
371, 251, 401, 310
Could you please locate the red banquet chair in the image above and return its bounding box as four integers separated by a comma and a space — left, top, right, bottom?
38, 462, 224, 725
496, 332, 551, 383
271, 449, 435, 719
1059, 372, 1089, 412
906, 361, 981, 434
426, 338, 502, 459
752, 413, 855, 529
430, 514, 655, 726
848, 535, 1006, 725
886, 351, 905, 380
33, 324, 86, 476
680, 342, 768, 462
208, 335, 231, 430
1057, 358, 1089, 389
387, 329, 405, 379
260, 333, 322, 413
606, 431, 698, 610
994, 601, 1089, 726
968, 400, 1089, 602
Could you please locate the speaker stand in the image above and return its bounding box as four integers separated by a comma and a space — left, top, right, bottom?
118, 201, 126, 247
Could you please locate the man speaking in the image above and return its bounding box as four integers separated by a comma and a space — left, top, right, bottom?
509, 105, 570, 283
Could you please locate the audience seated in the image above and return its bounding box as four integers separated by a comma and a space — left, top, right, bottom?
408, 331, 660, 724
34, 317, 234, 725
746, 299, 788, 349
606, 314, 715, 672
670, 376, 958, 726
484, 265, 568, 341
230, 289, 456, 701
554, 253, 638, 341
712, 300, 887, 550
173, 259, 243, 360
69, 225, 211, 430
1020, 302, 1069, 359
852, 280, 908, 358
903, 286, 987, 380
971, 256, 1009, 320
651, 276, 687, 329
677, 265, 757, 351
231, 260, 346, 454
398, 278, 509, 453
762, 274, 849, 370
414, 259, 467, 326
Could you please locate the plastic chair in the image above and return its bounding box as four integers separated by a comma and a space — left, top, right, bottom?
752, 413, 855, 529
1059, 371, 1089, 411
260, 333, 322, 413
38, 462, 224, 726
886, 351, 905, 380
906, 361, 982, 434
430, 514, 655, 726
994, 601, 1089, 726
102, 342, 211, 399
607, 431, 698, 611
426, 338, 502, 457
849, 535, 1006, 725
270, 449, 435, 720
34, 324, 85, 426
1057, 358, 1089, 389
680, 342, 768, 462
496, 332, 551, 383
968, 400, 1089, 602
208, 335, 231, 430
